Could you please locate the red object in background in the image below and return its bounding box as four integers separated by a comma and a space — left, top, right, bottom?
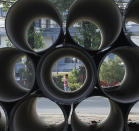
100, 81, 120, 87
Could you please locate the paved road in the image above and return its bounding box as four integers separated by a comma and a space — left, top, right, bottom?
36, 96, 139, 115
0, 96, 139, 116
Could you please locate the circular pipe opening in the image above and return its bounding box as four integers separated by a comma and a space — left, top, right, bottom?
67, 0, 122, 49
36, 98, 65, 125
26, 17, 61, 52
75, 96, 110, 124
98, 47, 139, 103
125, 21, 139, 46
71, 96, 124, 131
5, 0, 63, 53
99, 53, 126, 88
69, 20, 102, 50
11, 97, 66, 131
0, 48, 35, 102
128, 102, 139, 131
51, 56, 87, 92
14, 55, 35, 90
124, 0, 139, 46
0, 105, 7, 131
37, 46, 96, 104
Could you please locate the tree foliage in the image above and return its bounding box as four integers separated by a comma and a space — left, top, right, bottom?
74, 21, 101, 50
27, 28, 45, 50
17, 56, 35, 89
99, 55, 125, 84
53, 65, 86, 91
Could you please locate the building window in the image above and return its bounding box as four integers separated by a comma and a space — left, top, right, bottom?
35, 19, 41, 28
46, 19, 50, 28
64, 58, 74, 63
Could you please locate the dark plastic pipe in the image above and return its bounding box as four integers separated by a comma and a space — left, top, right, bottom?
124, 0, 139, 24
123, 0, 139, 47
5, 0, 63, 54
100, 47, 139, 103
71, 98, 124, 131
66, 0, 122, 49
10, 96, 66, 131
0, 48, 34, 102
128, 123, 139, 131
37, 46, 96, 105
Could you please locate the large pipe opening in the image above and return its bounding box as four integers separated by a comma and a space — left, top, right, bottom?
5, 0, 63, 53
66, 0, 122, 49
68, 20, 102, 50
99, 47, 139, 103
71, 96, 124, 131
99, 53, 126, 91
125, 0, 139, 24
37, 46, 96, 104
124, 0, 139, 47
128, 101, 139, 131
26, 18, 61, 52
10, 96, 66, 131
0, 48, 35, 102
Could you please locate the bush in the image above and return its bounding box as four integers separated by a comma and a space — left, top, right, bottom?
52, 73, 65, 90
52, 65, 86, 91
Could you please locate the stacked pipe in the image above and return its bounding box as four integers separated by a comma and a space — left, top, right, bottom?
0, 0, 138, 130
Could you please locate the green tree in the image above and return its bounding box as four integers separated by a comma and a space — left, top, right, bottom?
17, 56, 35, 89
5, 37, 15, 47
27, 29, 45, 50
99, 55, 125, 85
74, 21, 101, 50
1, 0, 45, 50
48, 0, 74, 20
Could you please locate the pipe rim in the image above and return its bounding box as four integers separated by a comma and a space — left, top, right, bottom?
37, 45, 96, 105
98, 46, 139, 103
5, 0, 63, 54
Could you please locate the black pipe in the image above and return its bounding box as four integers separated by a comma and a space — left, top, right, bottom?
37, 45, 96, 105
0, 48, 35, 102
10, 96, 67, 131
66, 0, 122, 49
124, 0, 139, 24
5, 0, 63, 54
99, 47, 139, 103
71, 97, 124, 131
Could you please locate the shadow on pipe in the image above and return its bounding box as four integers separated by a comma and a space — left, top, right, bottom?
0, 105, 7, 131
99, 47, 139, 103
71, 97, 124, 131
10, 96, 67, 131
5, 0, 63, 54
37, 46, 96, 105
66, 0, 122, 49
125, 0, 139, 24
0, 48, 35, 102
